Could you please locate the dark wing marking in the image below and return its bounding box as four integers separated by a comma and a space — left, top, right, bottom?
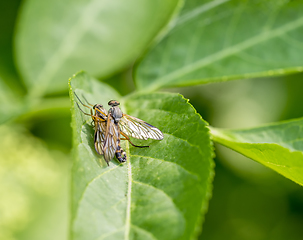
103, 117, 119, 163
119, 114, 164, 140
94, 120, 106, 155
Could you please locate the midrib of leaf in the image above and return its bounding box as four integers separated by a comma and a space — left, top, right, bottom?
124, 141, 132, 240
146, 15, 303, 91
74, 132, 204, 239
210, 126, 303, 185
176, 0, 230, 26
73, 140, 133, 240
71, 88, 214, 239
210, 125, 303, 152
28, 0, 103, 99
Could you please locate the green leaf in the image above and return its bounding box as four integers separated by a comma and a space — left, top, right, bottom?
15, 0, 181, 97
209, 118, 303, 186
69, 72, 214, 240
135, 0, 303, 91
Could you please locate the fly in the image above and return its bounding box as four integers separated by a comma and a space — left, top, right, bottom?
74, 93, 164, 166
74, 93, 108, 157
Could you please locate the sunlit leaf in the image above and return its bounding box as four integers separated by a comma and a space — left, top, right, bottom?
135, 0, 303, 91
210, 118, 303, 186
15, 0, 181, 96
69, 72, 214, 240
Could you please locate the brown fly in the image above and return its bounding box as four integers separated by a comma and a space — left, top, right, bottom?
74, 93, 108, 157
74, 93, 163, 165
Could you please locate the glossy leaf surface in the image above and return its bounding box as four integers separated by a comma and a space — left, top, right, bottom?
210, 118, 303, 186
135, 0, 303, 91
69, 72, 214, 240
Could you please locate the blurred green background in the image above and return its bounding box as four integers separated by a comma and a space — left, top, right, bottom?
1, 0, 303, 239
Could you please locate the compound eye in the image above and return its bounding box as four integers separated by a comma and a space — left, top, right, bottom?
108, 100, 119, 106
94, 104, 103, 109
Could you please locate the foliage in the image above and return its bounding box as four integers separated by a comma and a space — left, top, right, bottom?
1, 0, 303, 239
135, 0, 303, 90
70, 73, 213, 239
210, 119, 303, 186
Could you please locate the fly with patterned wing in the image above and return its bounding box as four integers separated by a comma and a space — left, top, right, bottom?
119, 114, 164, 140
74, 93, 164, 166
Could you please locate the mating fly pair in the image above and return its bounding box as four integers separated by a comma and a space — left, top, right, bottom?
74, 93, 164, 165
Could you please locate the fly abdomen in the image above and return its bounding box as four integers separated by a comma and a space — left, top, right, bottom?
116, 143, 127, 163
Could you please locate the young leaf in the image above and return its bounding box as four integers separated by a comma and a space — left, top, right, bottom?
135, 0, 303, 91
209, 118, 303, 186
16, 0, 181, 96
69, 72, 214, 240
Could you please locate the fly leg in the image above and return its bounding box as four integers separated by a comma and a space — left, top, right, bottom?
74, 94, 105, 122
75, 102, 105, 122
120, 132, 149, 148
74, 92, 94, 116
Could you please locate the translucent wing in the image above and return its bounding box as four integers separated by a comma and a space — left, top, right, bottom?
119, 114, 164, 140
103, 117, 119, 164
93, 107, 108, 155
94, 120, 106, 155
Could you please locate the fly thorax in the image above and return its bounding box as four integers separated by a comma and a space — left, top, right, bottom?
109, 106, 123, 122
95, 105, 107, 120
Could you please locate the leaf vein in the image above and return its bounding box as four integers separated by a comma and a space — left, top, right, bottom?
73, 164, 121, 224
165, 132, 203, 151
125, 142, 132, 240
149, 16, 303, 90
132, 180, 181, 212
177, 0, 230, 25
130, 154, 201, 180
95, 227, 124, 240
130, 224, 159, 240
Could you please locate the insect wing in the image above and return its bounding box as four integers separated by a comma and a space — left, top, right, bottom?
119, 114, 164, 140
103, 118, 119, 164
93, 106, 108, 155
94, 120, 106, 155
